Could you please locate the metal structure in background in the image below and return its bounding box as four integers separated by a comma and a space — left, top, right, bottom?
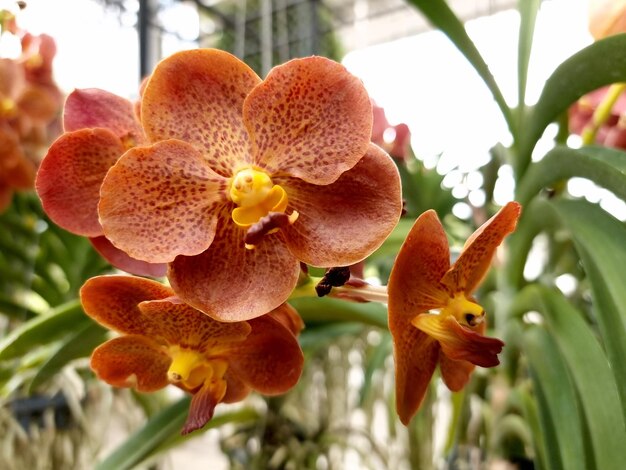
134, 0, 520, 77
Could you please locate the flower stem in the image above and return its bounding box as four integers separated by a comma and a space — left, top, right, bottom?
581, 83, 626, 145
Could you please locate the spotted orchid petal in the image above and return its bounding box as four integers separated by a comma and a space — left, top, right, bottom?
243, 56, 372, 185
99, 139, 229, 263
89, 236, 167, 277
439, 352, 475, 392
267, 303, 304, 337
17, 85, 58, 123
227, 311, 304, 395
387, 210, 451, 318
91, 335, 171, 392
63, 88, 144, 145
391, 324, 439, 426
412, 314, 504, 368
168, 209, 300, 322
80, 275, 173, 335
137, 297, 251, 350
141, 49, 261, 177
441, 201, 521, 295
0, 58, 24, 98
279, 144, 402, 266
36, 128, 124, 237
182, 380, 224, 435
222, 371, 251, 404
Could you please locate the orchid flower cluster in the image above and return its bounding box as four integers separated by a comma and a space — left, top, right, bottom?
0, 5, 62, 211
35, 48, 521, 433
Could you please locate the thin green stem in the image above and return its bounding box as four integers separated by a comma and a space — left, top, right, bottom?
581, 83, 626, 145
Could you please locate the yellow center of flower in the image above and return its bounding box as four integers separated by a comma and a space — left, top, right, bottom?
439, 293, 485, 328
167, 346, 228, 390
0, 97, 16, 117
228, 167, 290, 229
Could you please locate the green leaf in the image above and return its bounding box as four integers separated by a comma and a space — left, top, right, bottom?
549, 199, 626, 420
517, 0, 541, 127
0, 300, 85, 360
96, 399, 258, 470
289, 296, 388, 329
359, 332, 392, 406
298, 322, 365, 351
516, 145, 626, 205
29, 319, 107, 392
523, 325, 585, 470
405, 0, 514, 135
513, 285, 626, 469
518, 34, 626, 175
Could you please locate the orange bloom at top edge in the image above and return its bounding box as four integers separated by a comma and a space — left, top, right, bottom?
387, 202, 521, 425
80, 275, 304, 435
96, 49, 403, 322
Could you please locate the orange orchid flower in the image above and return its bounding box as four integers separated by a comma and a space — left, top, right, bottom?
96, 49, 402, 322
0, 56, 58, 211
387, 202, 521, 425
36, 88, 166, 277
80, 275, 304, 435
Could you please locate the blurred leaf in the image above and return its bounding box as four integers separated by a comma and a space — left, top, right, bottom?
518, 34, 626, 175
513, 285, 626, 470
370, 218, 413, 259
359, 331, 391, 406
289, 296, 387, 329
396, 161, 455, 221
523, 325, 585, 470
550, 199, 626, 420
519, 385, 547, 470
298, 322, 365, 351
96, 398, 258, 470
0, 300, 84, 360
517, 0, 541, 127
516, 145, 626, 205
405, 0, 514, 134
29, 319, 107, 392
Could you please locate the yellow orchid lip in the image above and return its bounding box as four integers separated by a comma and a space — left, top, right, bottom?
229, 167, 295, 237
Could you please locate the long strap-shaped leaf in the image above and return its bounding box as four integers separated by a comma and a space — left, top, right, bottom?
518, 34, 626, 176
517, 0, 541, 130
513, 285, 626, 469
405, 0, 515, 136
516, 145, 626, 205
523, 325, 586, 470
549, 199, 626, 422
96, 399, 259, 470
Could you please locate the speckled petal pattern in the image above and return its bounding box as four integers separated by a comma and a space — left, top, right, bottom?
439, 353, 475, 392
387, 209, 451, 320
138, 297, 251, 350
141, 49, 261, 177
228, 312, 303, 394
91, 335, 170, 392
17, 85, 58, 123
168, 208, 301, 322
441, 202, 521, 295
89, 236, 167, 277
280, 144, 402, 267
390, 322, 439, 426
99, 139, 229, 263
183, 381, 221, 435
244, 56, 372, 185
36, 128, 124, 237
63, 88, 144, 145
80, 275, 173, 335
